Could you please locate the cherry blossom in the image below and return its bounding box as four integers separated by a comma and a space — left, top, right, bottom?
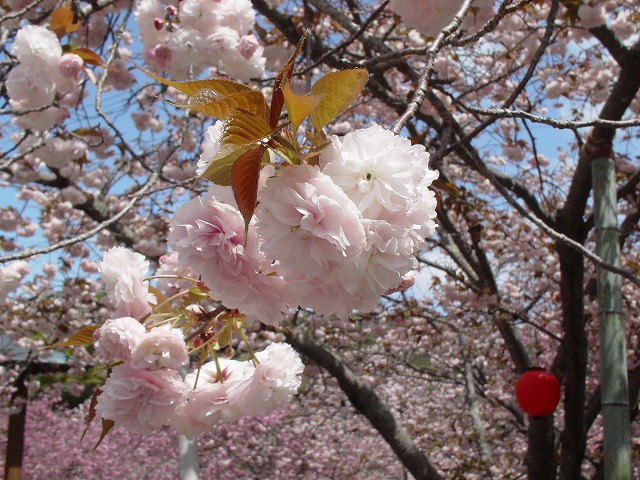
99, 247, 155, 319
226, 343, 304, 418
96, 364, 187, 435
0, 261, 31, 301
257, 163, 367, 278
130, 324, 188, 371
319, 124, 438, 222
93, 316, 147, 362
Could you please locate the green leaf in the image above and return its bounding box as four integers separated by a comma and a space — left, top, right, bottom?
270, 30, 309, 128
200, 144, 254, 185
221, 110, 273, 147
72, 128, 103, 138
282, 77, 322, 133
216, 325, 232, 350
48, 325, 99, 349
148, 286, 170, 314
231, 146, 265, 231
309, 69, 368, 132
187, 285, 210, 304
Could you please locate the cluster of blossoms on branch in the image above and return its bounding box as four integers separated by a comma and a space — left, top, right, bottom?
92, 116, 437, 436
388, 0, 494, 37
173, 123, 438, 321
53, 23, 438, 439
6, 25, 86, 130
93, 247, 304, 438
137, 0, 265, 81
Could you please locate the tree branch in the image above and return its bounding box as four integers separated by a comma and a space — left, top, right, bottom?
286, 328, 444, 480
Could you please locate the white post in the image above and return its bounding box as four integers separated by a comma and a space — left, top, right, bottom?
178, 365, 199, 480
178, 433, 200, 480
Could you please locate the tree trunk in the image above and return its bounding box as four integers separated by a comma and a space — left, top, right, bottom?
4, 377, 27, 480
527, 416, 556, 480
557, 246, 588, 480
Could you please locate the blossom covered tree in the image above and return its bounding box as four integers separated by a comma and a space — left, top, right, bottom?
1, 0, 639, 479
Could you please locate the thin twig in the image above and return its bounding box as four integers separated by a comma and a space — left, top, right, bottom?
0, 168, 161, 263
392, 0, 474, 134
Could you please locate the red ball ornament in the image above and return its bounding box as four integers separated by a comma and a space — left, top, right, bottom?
515, 368, 561, 417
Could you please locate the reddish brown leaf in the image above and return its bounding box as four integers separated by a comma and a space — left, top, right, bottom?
231, 147, 265, 232
221, 110, 272, 147
68, 47, 104, 66
94, 419, 115, 450
81, 385, 103, 442
270, 30, 308, 128
137, 66, 252, 98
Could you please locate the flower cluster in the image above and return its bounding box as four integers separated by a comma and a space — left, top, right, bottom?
170, 124, 438, 321
6, 25, 85, 130
136, 0, 265, 81
94, 249, 304, 437
388, 0, 494, 37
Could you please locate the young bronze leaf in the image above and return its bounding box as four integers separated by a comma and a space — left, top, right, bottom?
137, 66, 252, 98
222, 110, 272, 147
62, 46, 104, 66
231, 146, 264, 229
50, 3, 79, 37
201, 144, 254, 185
48, 325, 100, 349
81, 384, 104, 441
282, 77, 322, 133
94, 418, 115, 450
168, 91, 268, 120
270, 30, 308, 128
309, 69, 368, 132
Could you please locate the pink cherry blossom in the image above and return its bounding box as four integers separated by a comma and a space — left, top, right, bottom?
319, 124, 438, 222
11, 25, 62, 68
227, 343, 304, 418
94, 316, 146, 362
130, 324, 188, 371
0, 260, 30, 301
168, 196, 289, 324
6, 64, 56, 109
171, 358, 252, 437
196, 122, 224, 176
96, 363, 187, 435
171, 381, 230, 438
388, 0, 462, 37
256, 163, 366, 278
155, 250, 197, 298
99, 246, 156, 319
58, 53, 84, 78
577, 3, 606, 29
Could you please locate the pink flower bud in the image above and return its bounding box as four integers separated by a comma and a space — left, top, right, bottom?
153, 18, 163, 31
